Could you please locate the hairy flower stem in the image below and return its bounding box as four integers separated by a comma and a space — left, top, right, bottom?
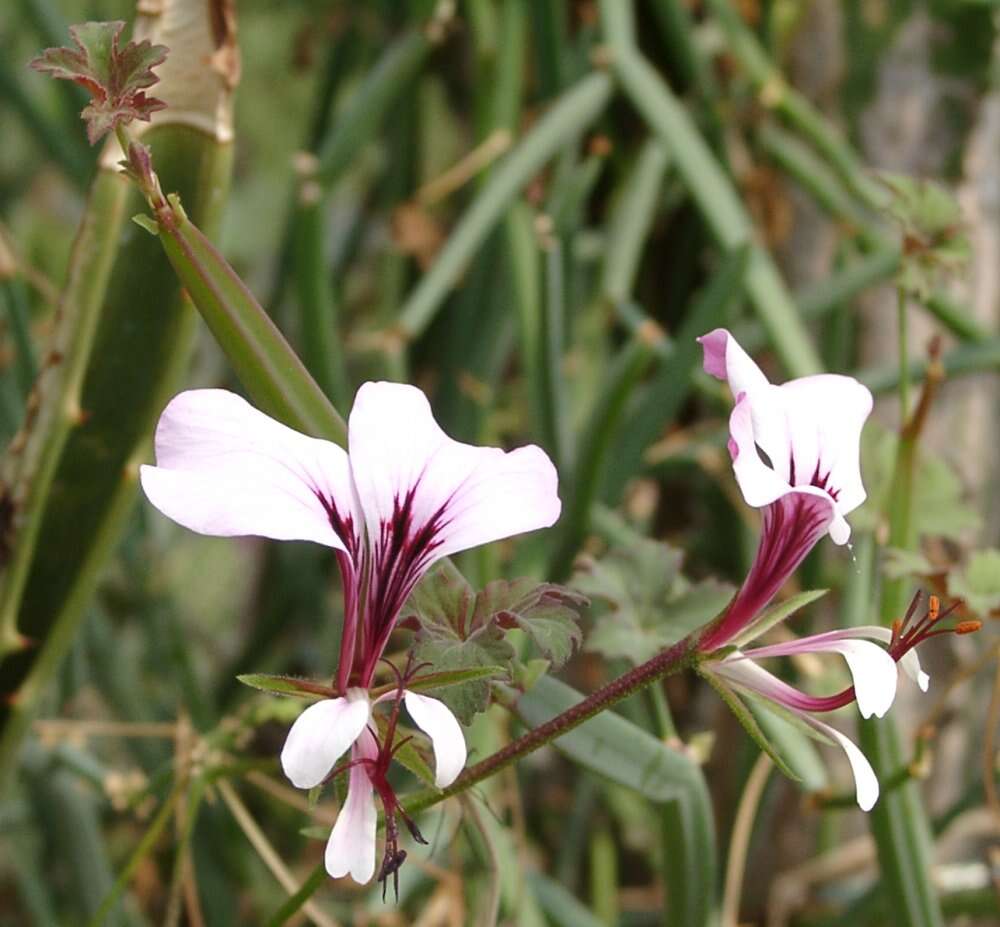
403, 634, 698, 815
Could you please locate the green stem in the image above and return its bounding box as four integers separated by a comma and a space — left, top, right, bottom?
897, 285, 910, 423
86, 781, 185, 927
704, 0, 884, 210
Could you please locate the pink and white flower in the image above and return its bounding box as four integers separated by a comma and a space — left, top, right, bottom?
140, 381, 561, 884
708, 651, 882, 811
705, 593, 959, 811
696, 329, 873, 651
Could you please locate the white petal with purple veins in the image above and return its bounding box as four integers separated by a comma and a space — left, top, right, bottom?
347, 382, 560, 568
742, 636, 898, 719
140, 389, 358, 549
280, 692, 370, 789
325, 729, 379, 882
803, 715, 879, 812
403, 690, 467, 788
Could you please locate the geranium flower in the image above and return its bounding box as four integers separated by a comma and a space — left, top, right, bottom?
705, 593, 976, 810
696, 328, 873, 651
140, 381, 561, 885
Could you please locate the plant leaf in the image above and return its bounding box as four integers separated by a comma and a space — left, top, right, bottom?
576, 534, 734, 665
405, 568, 586, 723
729, 588, 828, 648
950, 548, 1000, 617
482, 579, 586, 668
235, 674, 335, 699
31, 21, 168, 144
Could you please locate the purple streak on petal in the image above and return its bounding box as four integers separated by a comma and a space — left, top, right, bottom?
714, 654, 856, 714
357, 483, 451, 687
698, 490, 834, 651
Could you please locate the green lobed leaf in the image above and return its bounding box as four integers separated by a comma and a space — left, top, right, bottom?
479, 578, 587, 668
853, 426, 980, 540
30, 21, 168, 144
406, 567, 586, 723
576, 534, 734, 665
950, 549, 1000, 617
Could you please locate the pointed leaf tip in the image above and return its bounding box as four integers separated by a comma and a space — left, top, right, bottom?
30, 20, 169, 144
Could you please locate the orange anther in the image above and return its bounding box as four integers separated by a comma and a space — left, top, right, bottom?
955, 620, 982, 635
928, 595, 940, 622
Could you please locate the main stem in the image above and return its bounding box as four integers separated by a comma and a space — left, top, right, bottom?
403, 634, 697, 815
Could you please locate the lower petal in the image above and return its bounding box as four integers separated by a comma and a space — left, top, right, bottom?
280, 694, 370, 790
404, 691, 467, 788
325, 731, 378, 882
804, 715, 879, 812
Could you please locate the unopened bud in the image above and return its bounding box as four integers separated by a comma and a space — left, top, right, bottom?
955, 620, 982, 635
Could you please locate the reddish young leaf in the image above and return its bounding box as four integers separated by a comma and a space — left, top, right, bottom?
30, 20, 168, 144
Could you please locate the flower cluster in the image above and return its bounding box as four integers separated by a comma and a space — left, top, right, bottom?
140, 332, 973, 885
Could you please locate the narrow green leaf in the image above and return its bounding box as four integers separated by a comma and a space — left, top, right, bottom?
518, 675, 716, 927
154, 195, 347, 445
700, 669, 801, 783
598, 0, 821, 377
235, 674, 335, 699
729, 588, 829, 648
528, 873, 607, 927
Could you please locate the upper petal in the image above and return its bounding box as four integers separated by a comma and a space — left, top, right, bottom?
348, 381, 560, 569
325, 728, 378, 882
140, 390, 359, 549
279, 693, 370, 789
698, 328, 772, 397
728, 392, 795, 508
404, 691, 467, 788
774, 375, 873, 518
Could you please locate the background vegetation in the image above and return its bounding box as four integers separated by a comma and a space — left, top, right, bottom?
1, 0, 998, 925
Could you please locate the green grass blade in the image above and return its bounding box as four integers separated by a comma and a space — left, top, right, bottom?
395, 72, 613, 338
597, 0, 820, 377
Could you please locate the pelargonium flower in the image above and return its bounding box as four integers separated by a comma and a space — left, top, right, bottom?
696, 329, 873, 652
705, 593, 976, 810
140, 381, 561, 884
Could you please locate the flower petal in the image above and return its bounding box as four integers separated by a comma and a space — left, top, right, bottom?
852, 625, 930, 692
404, 691, 467, 788
348, 382, 561, 567
279, 692, 370, 789
140, 390, 359, 549
699, 488, 834, 650
728, 392, 796, 508
775, 374, 873, 519
804, 715, 880, 812
325, 729, 378, 882
714, 657, 879, 811
698, 328, 771, 398
744, 635, 898, 720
